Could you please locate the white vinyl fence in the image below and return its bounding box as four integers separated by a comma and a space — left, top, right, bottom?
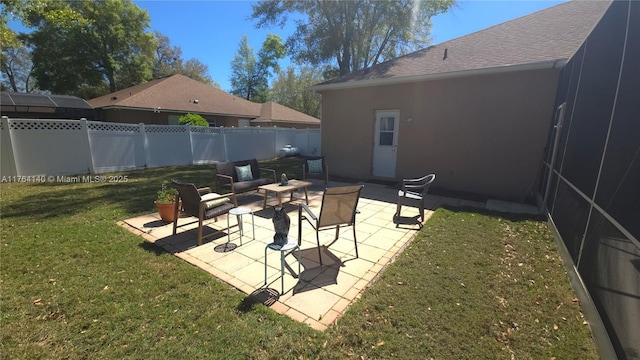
0, 117, 321, 177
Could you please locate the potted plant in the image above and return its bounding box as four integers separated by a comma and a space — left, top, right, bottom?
155, 180, 179, 222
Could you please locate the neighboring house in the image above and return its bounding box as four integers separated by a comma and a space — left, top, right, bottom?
311, 0, 611, 202
87, 74, 319, 128
1, 91, 95, 119
253, 101, 320, 129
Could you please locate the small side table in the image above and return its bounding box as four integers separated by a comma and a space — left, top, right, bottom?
227, 207, 255, 246
264, 237, 301, 294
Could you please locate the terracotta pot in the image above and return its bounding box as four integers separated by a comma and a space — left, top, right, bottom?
155, 201, 178, 222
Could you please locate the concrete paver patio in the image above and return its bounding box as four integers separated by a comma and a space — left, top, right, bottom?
118, 180, 484, 330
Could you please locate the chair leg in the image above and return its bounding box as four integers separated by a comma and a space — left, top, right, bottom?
353, 225, 359, 259
197, 216, 204, 245
173, 216, 178, 235
280, 250, 285, 294
264, 245, 268, 287
316, 231, 323, 266
296, 245, 301, 278
396, 202, 402, 217
420, 203, 425, 222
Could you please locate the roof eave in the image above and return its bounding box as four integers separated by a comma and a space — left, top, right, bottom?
252, 119, 320, 124
311, 59, 567, 92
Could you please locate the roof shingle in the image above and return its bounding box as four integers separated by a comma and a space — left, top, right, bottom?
314, 0, 611, 89
88, 74, 261, 117
255, 101, 320, 124
88, 74, 319, 125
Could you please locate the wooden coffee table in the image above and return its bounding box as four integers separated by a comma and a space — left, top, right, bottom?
258, 180, 313, 209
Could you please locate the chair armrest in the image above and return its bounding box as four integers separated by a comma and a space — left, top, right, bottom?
216, 174, 234, 183
298, 203, 317, 246
216, 174, 235, 192
197, 187, 212, 195
299, 203, 317, 220
260, 167, 277, 182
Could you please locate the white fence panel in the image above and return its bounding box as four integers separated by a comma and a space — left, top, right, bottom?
294, 128, 321, 156
87, 121, 146, 173
307, 129, 321, 156
145, 125, 192, 167
275, 128, 296, 153
191, 127, 226, 164
1, 117, 17, 177
6, 118, 92, 176
0, 118, 322, 177
225, 128, 277, 161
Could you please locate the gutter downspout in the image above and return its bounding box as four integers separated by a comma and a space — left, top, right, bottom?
543, 102, 566, 207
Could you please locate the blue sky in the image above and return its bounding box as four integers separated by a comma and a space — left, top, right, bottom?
136, 0, 566, 91
9, 0, 567, 92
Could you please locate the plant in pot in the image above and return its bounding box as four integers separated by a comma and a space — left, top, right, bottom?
155, 180, 179, 222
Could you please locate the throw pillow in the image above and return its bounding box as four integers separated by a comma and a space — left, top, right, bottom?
201, 193, 231, 209
307, 159, 323, 174
235, 165, 253, 181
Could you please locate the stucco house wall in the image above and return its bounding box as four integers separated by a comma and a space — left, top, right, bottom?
321, 68, 560, 201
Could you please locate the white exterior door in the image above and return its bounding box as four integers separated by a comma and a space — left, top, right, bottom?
373, 110, 399, 178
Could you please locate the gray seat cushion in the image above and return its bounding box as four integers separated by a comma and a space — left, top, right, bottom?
232, 178, 273, 192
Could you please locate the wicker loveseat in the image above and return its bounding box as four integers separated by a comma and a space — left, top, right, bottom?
215, 159, 276, 193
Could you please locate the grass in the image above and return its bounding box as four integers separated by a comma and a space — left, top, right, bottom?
1, 158, 598, 359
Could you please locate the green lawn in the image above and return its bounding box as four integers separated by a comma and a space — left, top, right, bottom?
1, 159, 598, 359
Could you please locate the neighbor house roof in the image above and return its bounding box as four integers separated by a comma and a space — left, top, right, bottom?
253, 101, 320, 126
88, 74, 261, 117
88, 74, 320, 126
312, 0, 611, 91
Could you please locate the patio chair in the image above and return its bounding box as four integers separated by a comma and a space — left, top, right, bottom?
302, 156, 329, 185
395, 174, 436, 222
171, 179, 238, 246
297, 185, 364, 265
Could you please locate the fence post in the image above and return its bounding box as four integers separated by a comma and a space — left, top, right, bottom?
139, 123, 150, 168
222, 128, 229, 162
1, 116, 18, 177
185, 124, 195, 165
80, 118, 96, 174
274, 127, 279, 157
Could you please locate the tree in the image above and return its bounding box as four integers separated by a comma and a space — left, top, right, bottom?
1, 44, 36, 92
179, 113, 209, 127
25, 0, 156, 97
182, 58, 218, 87
229, 34, 285, 102
1, 0, 83, 92
153, 31, 218, 87
269, 65, 323, 118
153, 30, 183, 79
252, 0, 455, 76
